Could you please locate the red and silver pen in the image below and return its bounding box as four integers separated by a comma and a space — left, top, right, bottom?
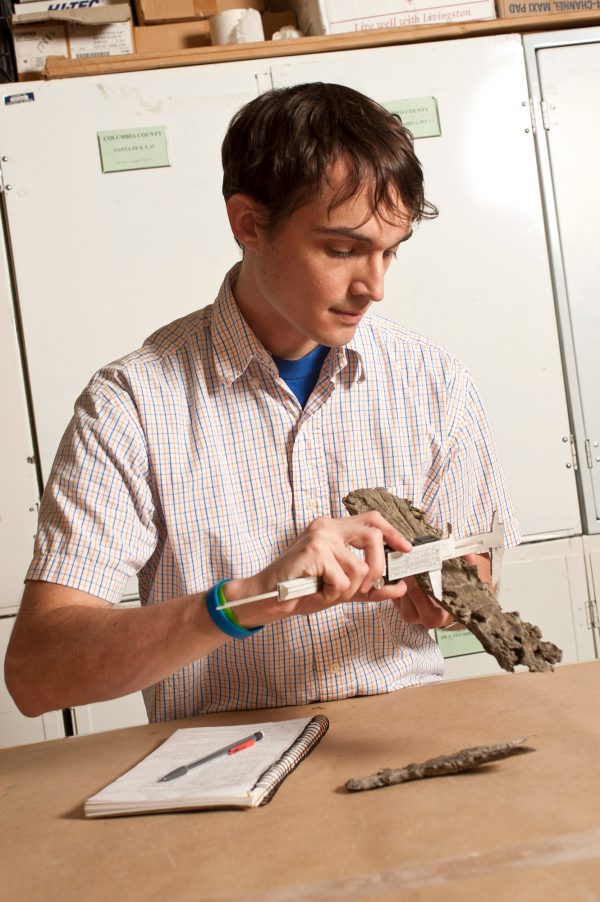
158, 730, 264, 782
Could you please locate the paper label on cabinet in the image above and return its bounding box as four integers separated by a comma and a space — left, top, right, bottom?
384, 97, 441, 139
435, 628, 484, 658
98, 126, 170, 173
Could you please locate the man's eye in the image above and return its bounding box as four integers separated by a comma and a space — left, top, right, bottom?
328, 248, 353, 258
384, 250, 398, 260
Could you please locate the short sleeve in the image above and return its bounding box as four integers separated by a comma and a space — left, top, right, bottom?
26, 367, 159, 602
427, 366, 521, 547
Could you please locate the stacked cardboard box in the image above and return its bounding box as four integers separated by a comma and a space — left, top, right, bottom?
134, 0, 264, 25
134, 11, 297, 51
10, 0, 298, 75
133, 1, 301, 53
133, 1, 263, 53
496, 0, 600, 17
277, 0, 496, 33
11, 0, 134, 80
134, 19, 211, 51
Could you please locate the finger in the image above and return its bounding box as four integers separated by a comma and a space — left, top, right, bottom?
436, 611, 455, 628
464, 552, 492, 587
354, 578, 408, 604
345, 512, 412, 554
328, 546, 370, 602
401, 577, 454, 629
318, 557, 351, 605
314, 546, 371, 605
398, 595, 420, 622
350, 529, 386, 594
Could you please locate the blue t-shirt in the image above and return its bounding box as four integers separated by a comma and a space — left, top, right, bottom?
272, 345, 330, 407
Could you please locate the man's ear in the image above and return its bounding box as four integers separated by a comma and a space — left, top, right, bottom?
226, 194, 266, 251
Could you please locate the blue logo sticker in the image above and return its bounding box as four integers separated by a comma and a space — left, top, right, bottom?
4, 92, 35, 106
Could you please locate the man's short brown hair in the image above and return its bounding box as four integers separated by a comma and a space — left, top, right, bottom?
222, 82, 438, 232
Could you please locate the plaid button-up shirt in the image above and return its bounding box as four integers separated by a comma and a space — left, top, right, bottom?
28, 264, 520, 720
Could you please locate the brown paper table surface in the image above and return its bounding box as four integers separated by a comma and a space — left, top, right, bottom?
2, 662, 600, 901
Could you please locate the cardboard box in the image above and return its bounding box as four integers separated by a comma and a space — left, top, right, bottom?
11, 2, 133, 79
133, 21, 210, 51
496, 0, 600, 16
134, 0, 264, 25
133, 11, 295, 50
14, 0, 125, 7
286, 0, 496, 33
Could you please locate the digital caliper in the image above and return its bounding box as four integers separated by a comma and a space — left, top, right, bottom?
216, 512, 504, 611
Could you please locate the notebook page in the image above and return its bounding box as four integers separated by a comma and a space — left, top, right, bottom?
86, 717, 313, 807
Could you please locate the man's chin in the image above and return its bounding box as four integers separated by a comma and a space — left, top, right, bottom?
323, 321, 362, 347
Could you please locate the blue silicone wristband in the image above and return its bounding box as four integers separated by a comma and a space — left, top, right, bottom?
205, 579, 263, 640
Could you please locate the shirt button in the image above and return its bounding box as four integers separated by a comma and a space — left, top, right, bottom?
330, 663, 341, 674
306, 499, 318, 511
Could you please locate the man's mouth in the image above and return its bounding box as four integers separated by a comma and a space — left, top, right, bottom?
330, 307, 368, 324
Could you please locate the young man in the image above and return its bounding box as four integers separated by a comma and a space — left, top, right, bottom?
6, 83, 520, 721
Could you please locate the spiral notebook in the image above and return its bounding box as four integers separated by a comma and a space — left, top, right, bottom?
84, 714, 329, 818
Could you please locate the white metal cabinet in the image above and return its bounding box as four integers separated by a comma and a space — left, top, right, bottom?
0, 64, 260, 487
440, 537, 595, 681
525, 27, 600, 533
0, 35, 581, 541
269, 34, 580, 540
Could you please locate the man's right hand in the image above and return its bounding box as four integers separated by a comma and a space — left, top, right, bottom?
223, 512, 413, 627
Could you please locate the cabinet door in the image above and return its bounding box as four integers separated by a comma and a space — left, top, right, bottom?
71, 692, 148, 736
583, 534, 600, 656
528, 33, 600, 533
268, 34, 580, 539
0, 213, 39, 615
0, 62, 262, 609
0, 64, 259, 487
439, 537, 595, 682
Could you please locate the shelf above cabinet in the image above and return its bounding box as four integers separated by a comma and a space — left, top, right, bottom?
42, 10, 600, 80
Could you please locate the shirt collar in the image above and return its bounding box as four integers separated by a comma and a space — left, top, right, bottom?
210, 262, 367, 386
337, 325, 367, 384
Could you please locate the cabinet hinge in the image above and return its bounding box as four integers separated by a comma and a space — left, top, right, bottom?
570, 434, 579, 471
528, 98, 537, 135
255, 71, 274, 93
584, 439, 594, 469
586, 597, 600, 630
540, 99, 551, 131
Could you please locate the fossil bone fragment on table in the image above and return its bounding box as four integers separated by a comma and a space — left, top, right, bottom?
345, 737, 534, 792
342, 488, 562, 673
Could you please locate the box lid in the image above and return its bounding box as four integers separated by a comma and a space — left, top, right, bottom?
13, 3, 132, 26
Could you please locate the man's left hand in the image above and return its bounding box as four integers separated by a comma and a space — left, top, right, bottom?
393, 576, 454, 629
393, 552, 491, 629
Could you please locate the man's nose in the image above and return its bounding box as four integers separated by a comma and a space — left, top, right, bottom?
350, 258, 385, 302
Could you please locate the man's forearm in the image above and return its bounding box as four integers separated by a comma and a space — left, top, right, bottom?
5, 581, 231, 717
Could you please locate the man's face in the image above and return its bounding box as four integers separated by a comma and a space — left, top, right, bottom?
233, 161, 413, 359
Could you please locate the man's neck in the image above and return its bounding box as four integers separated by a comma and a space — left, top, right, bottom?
231, 262, 318, 359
